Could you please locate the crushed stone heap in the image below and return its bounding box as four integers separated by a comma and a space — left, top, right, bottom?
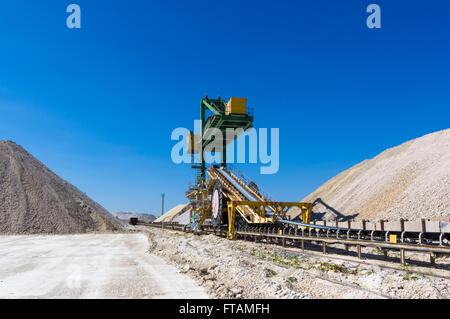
289, 129, 450, 222
0, 141, 122, 234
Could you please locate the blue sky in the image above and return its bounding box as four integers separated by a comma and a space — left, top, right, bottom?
0, 1, 449, 216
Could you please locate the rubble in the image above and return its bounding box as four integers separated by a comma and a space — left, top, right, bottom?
0, 141, 122, 234
146, 227, 450, 299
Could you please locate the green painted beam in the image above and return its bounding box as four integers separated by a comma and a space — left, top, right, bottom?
195, 96, 254, 184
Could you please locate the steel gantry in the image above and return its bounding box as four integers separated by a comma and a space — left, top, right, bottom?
185, 96, 312, 238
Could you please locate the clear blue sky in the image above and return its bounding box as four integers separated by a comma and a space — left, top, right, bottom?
0, 1, 449, 216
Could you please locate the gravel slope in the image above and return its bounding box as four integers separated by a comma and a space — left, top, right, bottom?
0, 141, 122, 234
155, 204, 191, 223
146, 228, 450, 299
290, 129, 450, 221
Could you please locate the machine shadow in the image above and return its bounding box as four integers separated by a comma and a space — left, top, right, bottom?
309, 198, 359, 222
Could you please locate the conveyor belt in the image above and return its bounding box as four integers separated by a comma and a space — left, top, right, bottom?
215, 167, 259, 202
212, 167, 277, 221
208, 166, 450, 246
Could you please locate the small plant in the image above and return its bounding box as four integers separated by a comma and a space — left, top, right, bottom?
231, 246, 244, 252
265, 268, 277, 277
401, 264, 418, 281
287, 277, 297, 283
370, 248, 384, 256
251, 250, 311, 270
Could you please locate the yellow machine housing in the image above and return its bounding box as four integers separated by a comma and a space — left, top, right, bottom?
226, 97, 247, 115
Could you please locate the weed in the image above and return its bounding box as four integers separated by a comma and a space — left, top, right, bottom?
318, 262, 357, 275
287, 277, 298, 283
401, 264, 418, 281
265, 268, 277, 277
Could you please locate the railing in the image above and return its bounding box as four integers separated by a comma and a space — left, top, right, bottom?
226, 164, 277, 202
145, 221, 450, 266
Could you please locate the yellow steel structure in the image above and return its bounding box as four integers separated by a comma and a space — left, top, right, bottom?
186, 166, 313, 240
226, 97, 247, 115
184, 96, 312, 239
226, 200, 312, 240
185, 177, 217, 230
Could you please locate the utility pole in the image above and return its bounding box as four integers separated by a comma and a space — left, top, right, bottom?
161, 193, 165, 215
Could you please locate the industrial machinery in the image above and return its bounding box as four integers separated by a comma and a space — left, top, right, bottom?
145, 95, 450, 266
186, 96, 312, 239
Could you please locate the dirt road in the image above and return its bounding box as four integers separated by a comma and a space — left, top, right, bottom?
0, 233, 208, 299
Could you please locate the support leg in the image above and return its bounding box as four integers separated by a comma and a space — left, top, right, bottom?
227, 204, 236, 240
400, 249, 406, 264
430, 253, 436, 266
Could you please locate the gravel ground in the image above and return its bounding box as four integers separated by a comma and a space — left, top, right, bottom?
147, 227, 450, 299
0, 233, 207, 299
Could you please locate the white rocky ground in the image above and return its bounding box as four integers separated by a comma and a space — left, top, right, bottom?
0, 233, 207, 299
146, 227, 450, 299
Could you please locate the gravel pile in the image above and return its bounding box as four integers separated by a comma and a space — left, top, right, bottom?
172, 210, 191, 225
154, 203, 191, 223
290, 129, 450, 221
146, 228, 450, 299
0, 141, 122, 234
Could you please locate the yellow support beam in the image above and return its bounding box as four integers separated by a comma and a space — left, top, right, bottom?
227, 202, 237, 240
226, 201, 312, 240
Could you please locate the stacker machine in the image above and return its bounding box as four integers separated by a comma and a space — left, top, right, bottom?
185, 96, 312, 239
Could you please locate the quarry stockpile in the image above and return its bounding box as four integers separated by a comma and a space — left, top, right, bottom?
0, 141, 122, 234
290, 129, 450, 222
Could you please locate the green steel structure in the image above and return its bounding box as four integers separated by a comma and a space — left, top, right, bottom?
186, 95, 254, 231
185, 96, 312, 236
192, 96, 254, 184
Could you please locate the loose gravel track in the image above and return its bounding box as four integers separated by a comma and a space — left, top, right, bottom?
146, 227, 450, 299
